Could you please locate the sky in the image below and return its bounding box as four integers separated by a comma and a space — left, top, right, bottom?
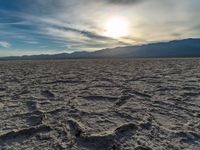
0, 0, 200, 56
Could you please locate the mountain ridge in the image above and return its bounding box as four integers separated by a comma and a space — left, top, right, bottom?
1, 38, 200, 60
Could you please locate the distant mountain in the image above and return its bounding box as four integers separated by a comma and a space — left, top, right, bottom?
1, 38, 200, 60
91, 38, 200, 58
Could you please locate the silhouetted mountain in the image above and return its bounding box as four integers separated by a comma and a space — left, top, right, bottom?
91, 38, 200, 58
1, 38, 200, 60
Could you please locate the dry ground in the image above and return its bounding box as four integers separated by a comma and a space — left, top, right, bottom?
0, 58, 200, 150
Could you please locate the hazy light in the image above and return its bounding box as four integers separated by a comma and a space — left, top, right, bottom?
104, 16, 129, 38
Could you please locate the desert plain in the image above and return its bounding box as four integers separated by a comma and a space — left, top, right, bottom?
0, 58, 200, 150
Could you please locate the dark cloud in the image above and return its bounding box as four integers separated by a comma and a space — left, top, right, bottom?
171, 33, 181, 37
190, 24, 200, 32
175, 24, 200, 35
123, 36, 147, 43
50, 25, 131, 49
55, 26, 115, 41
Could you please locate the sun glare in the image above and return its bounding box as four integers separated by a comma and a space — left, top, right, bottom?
104, 16, 129, 38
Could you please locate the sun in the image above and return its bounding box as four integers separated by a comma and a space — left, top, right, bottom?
104, 16, 129, 38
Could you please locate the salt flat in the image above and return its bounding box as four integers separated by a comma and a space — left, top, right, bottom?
0, 59, 200, 150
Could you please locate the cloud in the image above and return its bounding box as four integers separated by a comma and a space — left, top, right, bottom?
104, 0, 145, 5
44, 26, 128, 51
0, 41, 11, 48
56, 26, 114, 41
24, 40, 39, 44
171, 33, 182, 38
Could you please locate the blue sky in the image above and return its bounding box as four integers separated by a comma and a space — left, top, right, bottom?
0, 0, 200, 56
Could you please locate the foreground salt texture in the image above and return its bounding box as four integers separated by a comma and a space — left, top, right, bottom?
0, 59, 200, 150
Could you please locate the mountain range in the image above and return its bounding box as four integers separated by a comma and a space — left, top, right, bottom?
1, 38, 200, 60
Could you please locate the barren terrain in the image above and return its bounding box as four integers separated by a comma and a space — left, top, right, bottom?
0, 59, 200, 150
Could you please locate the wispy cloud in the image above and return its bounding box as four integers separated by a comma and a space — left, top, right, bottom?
0, 41, 11, 48
23, 40, 39, 44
